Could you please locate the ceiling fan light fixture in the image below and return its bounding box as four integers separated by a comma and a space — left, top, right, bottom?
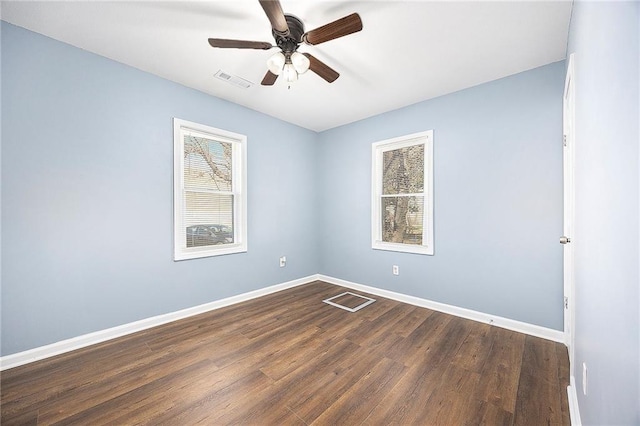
267, 52, 285, 75
290, 51, 310, 74
208, 2, 363, 87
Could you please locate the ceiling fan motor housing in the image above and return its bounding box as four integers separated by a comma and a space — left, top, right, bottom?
274, 14, 305, 53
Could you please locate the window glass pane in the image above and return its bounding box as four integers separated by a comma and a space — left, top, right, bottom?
184, 192, 234, 247
184, 136, 232, 192
381, 196, 424, 245
382, 144, 424, 195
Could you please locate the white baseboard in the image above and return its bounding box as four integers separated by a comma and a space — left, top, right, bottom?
1, 273, 565, 370
0, 275, 318, 371
567, 376, 582, 426
318, 274, 565, 343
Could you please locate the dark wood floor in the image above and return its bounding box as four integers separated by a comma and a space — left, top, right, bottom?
1, 281, 569, 425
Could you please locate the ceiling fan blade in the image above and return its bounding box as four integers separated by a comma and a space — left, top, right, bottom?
303, 13, 362, 45
258, 0, 290, 37
261, 70, 279, 86
302, 53, 339, 83
208, 38, 273, 50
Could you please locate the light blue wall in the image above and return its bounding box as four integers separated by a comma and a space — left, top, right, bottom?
1, 20, 568, 358
318, 62, 565, 330
567, 1, 640, 424
1, 23, 319, 356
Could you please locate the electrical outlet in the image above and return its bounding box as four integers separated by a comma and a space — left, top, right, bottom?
392, 265, 399, 275
279, 256, 286, 268
582, 362, 588, 395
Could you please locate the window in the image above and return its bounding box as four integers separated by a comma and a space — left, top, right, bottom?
174, 118, 247, 260
372, 130, 434, 255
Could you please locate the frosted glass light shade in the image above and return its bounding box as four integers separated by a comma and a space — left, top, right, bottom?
282, 63, 298, 82
267, 52, 285, 75
290, 52, 310, 74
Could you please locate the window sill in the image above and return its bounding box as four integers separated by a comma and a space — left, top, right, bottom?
372, 241, 434, 256
174, 243, 247, 261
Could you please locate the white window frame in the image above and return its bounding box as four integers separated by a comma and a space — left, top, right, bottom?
371, 130, 434, 255
173, 118, 247, 260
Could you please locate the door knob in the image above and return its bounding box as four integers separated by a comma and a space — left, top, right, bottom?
560, 236, 571, 244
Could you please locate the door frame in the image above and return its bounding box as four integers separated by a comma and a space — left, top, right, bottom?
563, 53, 576, 376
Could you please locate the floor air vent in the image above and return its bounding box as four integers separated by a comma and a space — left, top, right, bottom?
323, 292, 376, 312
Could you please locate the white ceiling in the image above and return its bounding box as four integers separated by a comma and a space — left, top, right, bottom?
1, 1, 572, 132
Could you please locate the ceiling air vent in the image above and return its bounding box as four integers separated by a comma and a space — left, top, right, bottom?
214, 70, 253, 89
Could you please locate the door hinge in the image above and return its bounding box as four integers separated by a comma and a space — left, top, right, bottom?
564, 296, 569, 309
563, 134, 567, 147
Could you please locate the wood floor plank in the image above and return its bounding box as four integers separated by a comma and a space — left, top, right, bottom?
556, 343, 571, 425
385, 310, 453, 367
141, 369, 274, 425
0, 281, 569, 425
451, 321, 493, 373
391, 305, 434, 337
260, 313, 364, 381
344, 303, 413, 346
1, 341, 158, 418
475, 399, 515, 426
227, 404, 308, 426
282, 344, 388, 423
417, 316, 474, 368
40, 358, 219, 425
361, 355, 444, 425
212, 325, 321, 369
266, 338, 362, 410
0, 408, 39, 426
410, 363, 482, 425
474, 326, 526, 413
309, 356, 407, 425
513, 336, 564, 425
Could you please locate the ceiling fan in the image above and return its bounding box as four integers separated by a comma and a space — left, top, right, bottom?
208, 0, 363, 86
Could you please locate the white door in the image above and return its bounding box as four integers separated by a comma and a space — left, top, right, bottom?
562, 54, 576, 376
